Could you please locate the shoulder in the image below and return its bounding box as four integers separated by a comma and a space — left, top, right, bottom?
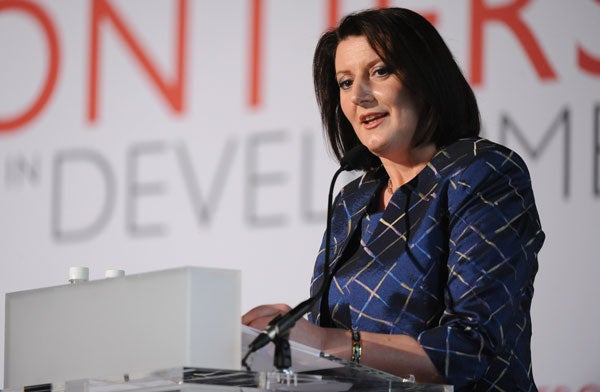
432, 137, 532, 182
437, 139, 541, 224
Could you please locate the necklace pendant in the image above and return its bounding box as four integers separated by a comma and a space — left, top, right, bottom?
387, 179, 394, 195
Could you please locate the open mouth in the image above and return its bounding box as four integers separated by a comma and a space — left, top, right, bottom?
361, 112, 388, 125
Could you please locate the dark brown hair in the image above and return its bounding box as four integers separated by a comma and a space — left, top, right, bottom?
313, 7, 480, 169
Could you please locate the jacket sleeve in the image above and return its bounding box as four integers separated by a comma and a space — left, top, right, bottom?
416, 148, 545, 388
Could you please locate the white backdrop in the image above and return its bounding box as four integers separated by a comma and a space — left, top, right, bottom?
1, 0, 599, 390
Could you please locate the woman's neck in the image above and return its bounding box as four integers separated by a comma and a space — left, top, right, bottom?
378, 143, 438, 210
381, 143, 437, 190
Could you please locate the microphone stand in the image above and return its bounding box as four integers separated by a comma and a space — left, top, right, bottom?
241, 145, 368, 372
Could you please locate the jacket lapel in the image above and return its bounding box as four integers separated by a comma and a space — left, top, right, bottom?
327, 171, 384, 271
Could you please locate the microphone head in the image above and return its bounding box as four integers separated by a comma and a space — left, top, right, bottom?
339, 144, 373, 171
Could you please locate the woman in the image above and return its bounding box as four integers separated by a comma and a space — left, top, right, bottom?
243, 7, 544, 391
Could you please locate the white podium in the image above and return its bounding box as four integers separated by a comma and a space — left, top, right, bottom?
4, 266, 452, 391
4, 266, 241, 388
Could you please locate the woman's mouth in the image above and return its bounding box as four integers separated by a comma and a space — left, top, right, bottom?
360, 112, 388, 129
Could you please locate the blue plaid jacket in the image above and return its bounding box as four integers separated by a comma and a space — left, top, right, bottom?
309, 138, 545, 391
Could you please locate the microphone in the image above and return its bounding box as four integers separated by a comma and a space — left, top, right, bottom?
339, 144, 370, 171
241, 144, 370, 369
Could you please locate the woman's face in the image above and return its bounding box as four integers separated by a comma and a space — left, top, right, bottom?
335, 35, 420, 161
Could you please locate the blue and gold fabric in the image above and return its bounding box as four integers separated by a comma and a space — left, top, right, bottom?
308, 137, 545, 391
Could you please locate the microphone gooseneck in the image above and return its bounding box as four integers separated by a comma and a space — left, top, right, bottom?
241, 144, 370, 370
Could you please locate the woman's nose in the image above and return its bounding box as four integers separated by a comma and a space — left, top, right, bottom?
351, 81, 374, 106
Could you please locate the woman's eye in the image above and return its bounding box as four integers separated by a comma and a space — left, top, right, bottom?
373, 66, 390, 77
338, 79, 352, 90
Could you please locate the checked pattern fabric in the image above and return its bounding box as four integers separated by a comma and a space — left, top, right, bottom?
308, 138, 545, 391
